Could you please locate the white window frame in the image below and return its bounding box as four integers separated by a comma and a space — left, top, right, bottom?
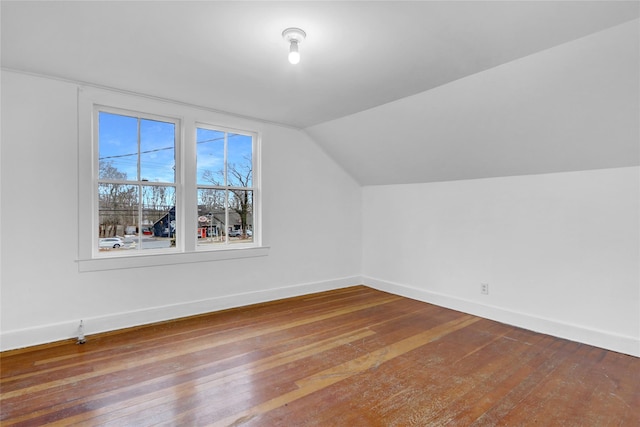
195, 123, 258, 250
77, 87, 267, 272
95, 106, 182, 257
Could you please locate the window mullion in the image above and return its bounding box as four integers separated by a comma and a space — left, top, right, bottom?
224, 132, 229, 245
136, 118, 142, 252
223, 132, 228, 186
136, 184, 142, 252
137, 118, 141, 181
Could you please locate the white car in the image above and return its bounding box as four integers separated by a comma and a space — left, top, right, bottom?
228, 229, 252, 238
99, 237, 125, 248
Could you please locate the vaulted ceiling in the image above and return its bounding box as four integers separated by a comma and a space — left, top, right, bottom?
2, 1, 638, 184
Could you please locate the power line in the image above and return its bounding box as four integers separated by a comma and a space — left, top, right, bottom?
99, 136, 226, 160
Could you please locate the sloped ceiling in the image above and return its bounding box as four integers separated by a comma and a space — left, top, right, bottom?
2, 1, 639, 184
306, 19, 640, 185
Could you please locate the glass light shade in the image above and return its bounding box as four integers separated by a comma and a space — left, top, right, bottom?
288, 41, 300, 64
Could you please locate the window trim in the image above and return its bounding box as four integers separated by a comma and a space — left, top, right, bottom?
77, 246, 270, 272
195, 123, 259, 251
77, 86, 267, 272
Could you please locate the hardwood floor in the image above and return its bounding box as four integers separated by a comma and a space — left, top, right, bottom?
1, 286, 638, 426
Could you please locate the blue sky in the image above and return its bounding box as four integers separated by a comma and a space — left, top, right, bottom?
99, 112, 253, 186
99, 112, 175, 183
196, 128, 253, 187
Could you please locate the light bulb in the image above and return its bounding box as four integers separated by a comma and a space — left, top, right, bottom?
282, 28, 306, 65
288, 41, 300, 64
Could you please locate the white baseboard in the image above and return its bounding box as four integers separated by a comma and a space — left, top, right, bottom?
0, 276, 362, 352
5, 276, 637, 357
364, 276, 640, 358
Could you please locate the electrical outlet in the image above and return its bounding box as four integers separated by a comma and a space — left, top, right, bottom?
480, 283, 489, 295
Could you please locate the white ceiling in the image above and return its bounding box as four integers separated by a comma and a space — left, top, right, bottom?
2, 1, 639, 184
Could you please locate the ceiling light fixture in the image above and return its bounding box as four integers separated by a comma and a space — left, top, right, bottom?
282, 27, 306, 65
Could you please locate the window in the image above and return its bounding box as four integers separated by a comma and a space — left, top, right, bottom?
97, 109, 179, 253
78, 88, 266, 271
196, 126, 255, 247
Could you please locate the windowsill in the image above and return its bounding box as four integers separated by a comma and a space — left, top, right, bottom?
77, 246, 270, 272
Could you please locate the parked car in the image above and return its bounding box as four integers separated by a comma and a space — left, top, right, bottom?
99, 237, 125, 248
228, 229, 252, 237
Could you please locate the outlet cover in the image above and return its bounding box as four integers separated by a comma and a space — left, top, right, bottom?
480, 283, 489, 295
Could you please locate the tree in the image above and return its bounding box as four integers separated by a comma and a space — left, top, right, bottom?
227, 163, 252, 237
201, 157, 252, 238
98, 161, 136, 236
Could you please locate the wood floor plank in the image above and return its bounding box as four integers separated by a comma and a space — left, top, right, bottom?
257, 320, 541, 426
56, 329, 377, 426
2, 292, 401, 424
1, 286, 638, 426
1, 292, 399, 400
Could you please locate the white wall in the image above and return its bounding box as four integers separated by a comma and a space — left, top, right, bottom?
363, 167, 640, 356
0, 70, 363, 350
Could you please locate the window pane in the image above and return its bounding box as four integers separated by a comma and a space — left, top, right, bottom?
98, 112, 138, 181
140, 118, 175, 183
227, 133, 253, 187
142, 185, 176, 244
197, 128, 225, 186
197, 188, 227, 247
98, 183, 138, 250
229, 189, 253, 243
